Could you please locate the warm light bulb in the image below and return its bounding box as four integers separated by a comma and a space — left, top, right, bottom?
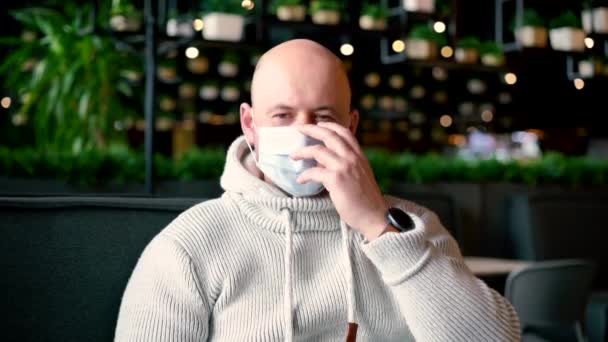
584, 37, 594, 49
340, 43, 354, 56
434, 21, 446, 33
193, 19, 204, 31
1, 96, 11, 109
574, 78, 585, 90
504, 72, 517, 85
242, 0, 255, 10
185, 47, 199, 59
392, 40, 405, 53
439, 115, 452, 127
441, 46, 453, 58
481, 110, 493, 122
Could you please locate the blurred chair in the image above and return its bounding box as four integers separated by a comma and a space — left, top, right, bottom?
505, 259, 596, 342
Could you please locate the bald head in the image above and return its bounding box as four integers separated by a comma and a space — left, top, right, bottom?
251, 39, 351, 111
240, 39, 358, 148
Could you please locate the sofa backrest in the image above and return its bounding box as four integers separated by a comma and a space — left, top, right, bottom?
507, 193, 608, 290
0, 196, 203, 342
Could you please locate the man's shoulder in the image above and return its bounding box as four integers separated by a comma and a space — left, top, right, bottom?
160, 195, 240, 251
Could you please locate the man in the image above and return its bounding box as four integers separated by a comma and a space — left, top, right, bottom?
115, 39, 520, 341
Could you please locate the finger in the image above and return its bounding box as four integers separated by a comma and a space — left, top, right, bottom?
316, 121, 361, 153
297, 124, 351, 157
290, 145, 342, 170
296, 166, 330, 185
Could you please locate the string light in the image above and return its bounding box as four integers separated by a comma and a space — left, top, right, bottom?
242, 0, 255, 10
340, 43, 354, 56
1, 97, 11, 109
193, 19, 204, 31
441, 46, 453, 58
185, 47, 199, 59
584, 37, 594, 49
392, 40, 405, 53
481, 110, 494, 122
574, 78, 585, 90
504, 72, 517, 85
439, 115, 452, 127
434, 21, 446, 33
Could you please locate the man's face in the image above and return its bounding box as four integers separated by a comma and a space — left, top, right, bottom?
240, 50, 358, 151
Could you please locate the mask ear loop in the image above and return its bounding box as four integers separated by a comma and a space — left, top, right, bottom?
245, 111, 259, 166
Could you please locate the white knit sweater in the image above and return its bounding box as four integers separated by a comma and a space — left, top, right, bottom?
114, 136, 520, 341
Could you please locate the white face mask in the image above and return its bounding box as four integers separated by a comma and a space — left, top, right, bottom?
245, 116, 325, 197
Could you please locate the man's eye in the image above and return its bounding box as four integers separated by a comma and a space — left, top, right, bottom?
273, 113, 290, 119
315, 115, 334, 122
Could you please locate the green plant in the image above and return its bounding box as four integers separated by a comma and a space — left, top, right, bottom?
310, 0, 343, 13
457, 36, 481, 49
408, 24, 447, 46
511, 8, 546, 30
221, 52, 240, 64
361, 3, 388, 19
0, 6, 139, 151
479, 41, 503, 56
200, 0, 248, 15
158, 58, 177, 68
550, 11, 582, 29
269, 0, 304, 14
110, 0, 141, 17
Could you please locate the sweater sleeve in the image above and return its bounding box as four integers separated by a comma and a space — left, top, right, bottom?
360, 199, 521, 342
114, 234, 210, 342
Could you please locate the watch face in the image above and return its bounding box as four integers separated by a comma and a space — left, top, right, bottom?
388, 207, 415, 231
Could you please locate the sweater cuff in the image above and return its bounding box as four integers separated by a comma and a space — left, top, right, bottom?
360, 212, 432, 285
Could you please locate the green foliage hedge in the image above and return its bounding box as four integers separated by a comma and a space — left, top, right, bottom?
1, 146, 607, 188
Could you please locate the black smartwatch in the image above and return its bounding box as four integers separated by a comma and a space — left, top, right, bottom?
386, 207, 415, 232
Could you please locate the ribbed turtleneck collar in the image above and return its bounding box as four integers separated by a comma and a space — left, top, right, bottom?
220, 135, 341, 234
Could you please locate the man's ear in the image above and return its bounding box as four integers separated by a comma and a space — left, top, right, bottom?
349, 109, 359, 135
240, 103, 255, 146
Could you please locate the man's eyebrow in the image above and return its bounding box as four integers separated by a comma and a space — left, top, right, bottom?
267, 104, 294, 113
313, 106, 336, 113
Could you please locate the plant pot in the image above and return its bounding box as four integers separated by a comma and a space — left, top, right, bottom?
578, 60, 602, 78
166, 18, 194, 37
276, 5, 306, 21
403, 0, 434, 13
159, 97, 177, 112
221, 87, 240, 102
199, 86, 219, 100
594, 7, 608, 33
218, 61, 239, 77
157, 66, 177, 82
202, 13, 244, 42
110, 15, 142, 32
359, 15, 387, 31
405, 39, 437, 60
156, 117, 174, 131
515, 26, 548, 48
581, 9, 593, 32
481, 54, 504, 66
186, 57, 209, 74
454, 48, 479, 64
311, 10, 341, 25
178, 83, 197, 99
549, 27, 585, 52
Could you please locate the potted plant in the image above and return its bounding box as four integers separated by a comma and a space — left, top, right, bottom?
186, 54, 209, 74
199, 80, 220, 100
270, 0, 306, 22
166, 9, 195, 37
549, 11, 585, 52
582, 0, 608, 33
479, 41, 505, 66
578, 57, 603, 78
157, 59, 178, 82
201, 0, 248, 42
406, 24, 445, 60
359, 3, 388, 31
221, 82, 241, 102
178, 82, 197, 99
512, 8, 547, 48
110, 0, 143, 32
0, 5, 137, 150
218, 52, 240, 77
159, 94, 177, 112
156, 112, 175, 132
403, 0, 434, 14
310, 0, 342, 25
455, 36, 481, 64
